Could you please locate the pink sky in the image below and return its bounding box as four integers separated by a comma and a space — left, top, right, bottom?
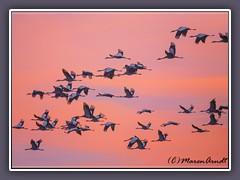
11, 11, 229, 168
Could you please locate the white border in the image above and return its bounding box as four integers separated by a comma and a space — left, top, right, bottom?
9, 9, 231, 172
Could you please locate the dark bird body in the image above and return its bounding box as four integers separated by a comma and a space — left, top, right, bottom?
157, 42, 183, 60
25, 139, 44, 151
171, 26, 196, 39
105, 49, 131, 60
191, 124, 209, 133
190, 33, 214, 44
152, 130, 170, 142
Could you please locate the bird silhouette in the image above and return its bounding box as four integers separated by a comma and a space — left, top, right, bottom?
134, 62, 152, 71
136, 121, 153, 130
25, 139, 44, 151
152, 130, 170, 142
31, 109, 50, 121
80, 125, 94, 131
96, 67, 122, 79
96, 93, 116, 98
202, 114, 223, 126
31, 121, 53, 131
56, 68, 82, 82
157, 42, 183, 60
81, 102, 106, 122
67, 93, 84, 104
100, 122, 120, 132
105, 49, 131, 60
117, 87, 138, 98
12, 119, 27, 130
191, 124, 209, 133
171, 26, 196, 39
60, 116, 80, 130
200, 98, 228, 118
73, 86, 95, 96
65, 127, 82, 135
212, 33, 228, 43
26, 90, 49, 99
60, 82, 73, 92
137, 109, 154, 114
161, 121, 180, 127
47, 86, 69, 100
189, 33, 214, 44
77, 70, 95, 79
179, 105, 195, 113
118, 64, 141, 76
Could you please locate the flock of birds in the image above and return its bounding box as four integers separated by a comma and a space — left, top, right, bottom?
13, 26, 229, 152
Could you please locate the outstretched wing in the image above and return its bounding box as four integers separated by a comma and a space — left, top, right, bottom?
137, 121, 146, 128
84, 88, 89, 95
41, 110, 49, 119
158, 130, 165, 141
124, 87, 132, 97
175, 30, 182, 39
89, 105, 95, 116
36, 122, 46, 129
188, 105, 194, 112
111, 124, 116, 131
62, 68, 72, 79
128, 137, 138, 148
104, 124, 111, 132
179, 105, 187, 111
30, 139, 38, 149
219, 105, 228, 111
209, 98, 216, 111
83, 102, 93, 118
192, 124, 202, 131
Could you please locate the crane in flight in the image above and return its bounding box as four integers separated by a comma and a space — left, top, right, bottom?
27, 90, 49, 99
12, 119, 27, 130
56, 68, 82, 82
81, 102, 107, 122
137, 109, 154, 114
61, 116, 81, 130
189, 33, 214, 44
152, 130, 171, 142
116, 87, 138, 98
47, 86, 69, 100
31, 121, 54, 131
65, 126, 82, 135
171, 26, 196, 39
200, 98, 228, 118
179, 105, 195, 113
134, 62, 152, 71
119, 64, 141, 76
60, 82, 73, 92
124, 136, 149, 150
191, 124, 209, 133
31, 109, 50, 121
73, 86, 95, 96
212, 32, 228, 43
96, 67, 122, 79
96, 93, 117, 98
100, 122, 120, 132
202, 114, 223, 126
105, 49, 131, 60
77, 70, 95, 79
136, 121, 153, 130
25, 139, 44, 151
157, 42, 183, 60
161, 121, 180, 127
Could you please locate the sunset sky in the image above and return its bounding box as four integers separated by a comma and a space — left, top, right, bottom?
11, 11, 229, 169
